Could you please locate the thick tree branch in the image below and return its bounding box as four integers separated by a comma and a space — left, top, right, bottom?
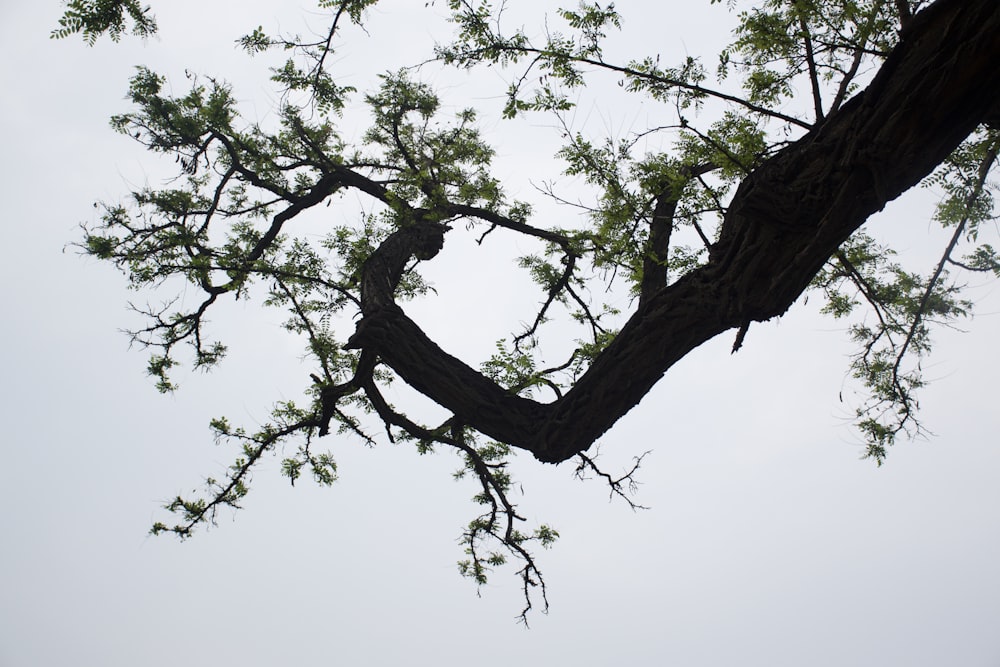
344, 0, 999, 464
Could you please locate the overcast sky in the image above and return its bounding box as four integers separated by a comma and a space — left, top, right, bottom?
2, 2, 999, 665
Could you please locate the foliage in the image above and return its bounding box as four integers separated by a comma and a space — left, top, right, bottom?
60, 0, 999, 620
52, 0, 156, 44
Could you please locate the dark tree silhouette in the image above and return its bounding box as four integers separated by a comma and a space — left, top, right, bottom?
63, 0, 1000, 618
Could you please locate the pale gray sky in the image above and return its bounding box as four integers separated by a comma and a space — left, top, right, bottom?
2, 2, 999, 665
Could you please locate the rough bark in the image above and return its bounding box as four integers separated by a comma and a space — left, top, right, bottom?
347, 0, 1000, 463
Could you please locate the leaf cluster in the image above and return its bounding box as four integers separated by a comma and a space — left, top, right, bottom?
53, 0, 156, 44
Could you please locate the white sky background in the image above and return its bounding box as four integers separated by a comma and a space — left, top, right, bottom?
1, 1, 999, 665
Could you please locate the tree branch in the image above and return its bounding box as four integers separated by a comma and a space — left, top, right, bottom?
344, 0, 1000, 464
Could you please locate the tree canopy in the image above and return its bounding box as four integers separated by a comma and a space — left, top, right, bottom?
62, 0, 1000, 619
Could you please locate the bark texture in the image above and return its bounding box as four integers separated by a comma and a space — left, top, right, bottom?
348, 0, 1000, 463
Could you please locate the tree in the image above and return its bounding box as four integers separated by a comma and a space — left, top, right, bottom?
62, 0, 1000, 619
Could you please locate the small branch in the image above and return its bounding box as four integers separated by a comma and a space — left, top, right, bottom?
731, 320, 750, 353
514, 253, 577, 348
828, 1, 886, 114
895, 0, 913, 30
892, 139, 998, 384
153, 416, 321, 538
574, 449, 650, 510
794, 2, 825, 122
452, 41, 814, 129
311, 5, 347, 94
446, 203, 572, 246
833, 251, 898, 335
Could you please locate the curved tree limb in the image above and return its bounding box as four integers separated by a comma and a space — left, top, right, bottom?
345, 0, 1000, 464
